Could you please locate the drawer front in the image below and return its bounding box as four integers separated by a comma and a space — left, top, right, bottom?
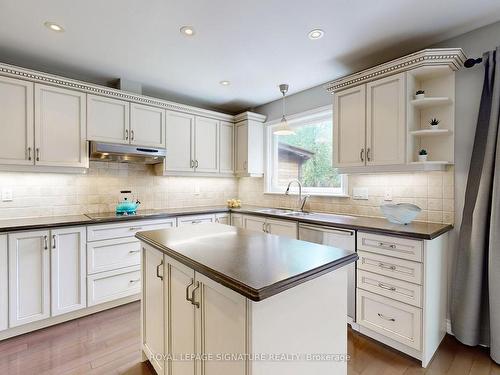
87, 219, 175, 241
177, 214, 215, 226
357, 232, 423, 262
357, 270, 422, 307
87, 237, 141, 274
87, 266, 141, 306
357, 289, 422, 350
357, 251, 422, 285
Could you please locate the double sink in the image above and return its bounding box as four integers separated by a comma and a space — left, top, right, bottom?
254, 208, 356, 221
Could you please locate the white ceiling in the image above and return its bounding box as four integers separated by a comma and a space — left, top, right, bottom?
0, 0, 500, 114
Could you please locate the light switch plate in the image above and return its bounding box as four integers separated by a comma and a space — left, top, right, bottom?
352, 187, 369, 200
2, 188, 12, 202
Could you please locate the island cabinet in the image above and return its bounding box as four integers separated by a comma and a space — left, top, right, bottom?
241, 214, 298, 238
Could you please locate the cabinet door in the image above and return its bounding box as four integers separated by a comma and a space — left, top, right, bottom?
165, 111, 195, 172
194, 116, 219, 173
215, 213, 230, 225
142, 245, 165, 375
87, 94, 129, 144
0, 76, 34, 165
230, 213, 244, 228
333, 85, 366, 167
242, 215, 266, 233
8, 230, 50, 327
168, 256, 196, 375
366, 73, 406, 165
0, 235, 7, 331
219, 121, 234, 174
235, 124, 248, 174
34, 84, 87, 168
196, 273, 247, 375
51, 227, 86, 316
266, 218, 297, 239
130, 103, 166, 148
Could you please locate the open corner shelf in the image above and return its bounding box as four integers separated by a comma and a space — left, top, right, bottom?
410, 97, 452, 108
409, 129, 452, 137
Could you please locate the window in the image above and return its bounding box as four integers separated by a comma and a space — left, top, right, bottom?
265, 106, 347, 196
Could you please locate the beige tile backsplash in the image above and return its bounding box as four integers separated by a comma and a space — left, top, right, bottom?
0, 162, 454, 224
238, 169, 455, 224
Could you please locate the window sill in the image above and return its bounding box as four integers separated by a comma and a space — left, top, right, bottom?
263, 191, 350, 198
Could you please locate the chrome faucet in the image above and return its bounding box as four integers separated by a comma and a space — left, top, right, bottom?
285, 180, 310, 212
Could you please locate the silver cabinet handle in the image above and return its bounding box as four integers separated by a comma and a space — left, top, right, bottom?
360, 148, 364, 162
191, 220, 202, 224
243, 161, 247, 170
186, 278, 195, 303
129, 279, 140, 283
27, 147, 32, 161
378, 313, 396, 322
125, 129, 129, 140
262, 222, 266, 232
129, 249, 141, 254
191, 281, 200, 308
52, 234, 56, 249
130, 130, 135, 141
36, 148, 40, 162
378, 242, 396, 249
156, 260, 164, 281
129, 227, 143, 231
43, 235, 48, 250
366, 148, 371, 161
266, 223, 271, 233
195, 160, 199, 168
378, 262, 396, 271
378, 282, 396, 291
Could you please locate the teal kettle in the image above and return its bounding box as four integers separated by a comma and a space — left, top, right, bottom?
116, 190, 140, 215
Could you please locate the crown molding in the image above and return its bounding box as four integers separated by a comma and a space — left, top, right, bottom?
325, 48, 467, 93
0, 62, 237, 122
233, 111, 267, 123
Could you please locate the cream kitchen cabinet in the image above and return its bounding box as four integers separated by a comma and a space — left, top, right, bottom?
0, 235, 7, 331
219, 121, 234, 174
194, 116, 219, 173
333, 73, 406, 170
241, 214, 297, 239
130, 103, 166, 148
87, 95, 130, 144
0, 76, 34, 166
8, 230, 51, 327
215, 213, 230, 225
234, 112, 265, 177
230, 213, 244, 228
164, 111, 195, 172
34, 84, 88, 168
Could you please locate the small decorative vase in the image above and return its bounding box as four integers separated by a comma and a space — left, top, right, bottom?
430, 124, 439, 130
418, 155, 428, 162
415, 93, 425, 100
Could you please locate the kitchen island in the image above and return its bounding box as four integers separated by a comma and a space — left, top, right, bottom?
137, 223, 357, 375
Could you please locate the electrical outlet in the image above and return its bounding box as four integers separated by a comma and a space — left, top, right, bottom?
352, 187, 369, 200
384, 187, 393, 201
2, 188, 13, 202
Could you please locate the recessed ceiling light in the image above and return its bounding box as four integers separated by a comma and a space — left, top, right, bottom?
219, 80, 230, 86
180, 26, 195, 36
308, 29, 324, 40
44, 21, 64, 32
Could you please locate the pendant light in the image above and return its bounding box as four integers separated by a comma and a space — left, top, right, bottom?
273, 84, 295, 135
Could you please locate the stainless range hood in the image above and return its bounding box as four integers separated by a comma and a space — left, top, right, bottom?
89, 142, 166, 164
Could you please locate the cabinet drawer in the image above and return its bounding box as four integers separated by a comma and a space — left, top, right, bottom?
357, 270, 422, 307
357, 289, 422, 350
176, 214, 215, 226
357, 251, 422, 285
87, 219, 175, 241
87, 266, 141, 306
357, 232, 423, 262
87, 237, 141, 274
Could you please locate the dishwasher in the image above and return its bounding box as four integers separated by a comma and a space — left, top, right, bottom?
298, 223, 356, 323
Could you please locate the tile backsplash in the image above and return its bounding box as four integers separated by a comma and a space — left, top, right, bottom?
238, 169, 454, 224
0, 162, 238, 219
0, 162, 454, 224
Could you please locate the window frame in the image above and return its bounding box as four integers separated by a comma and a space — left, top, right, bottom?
264, 105, 349, 197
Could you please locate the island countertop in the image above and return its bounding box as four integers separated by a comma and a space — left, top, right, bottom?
136, 223, 358, 301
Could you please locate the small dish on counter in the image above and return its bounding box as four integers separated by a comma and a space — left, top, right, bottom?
380, 203, 421, 225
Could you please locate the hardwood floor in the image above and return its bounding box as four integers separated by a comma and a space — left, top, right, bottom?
0, 302, 498, 375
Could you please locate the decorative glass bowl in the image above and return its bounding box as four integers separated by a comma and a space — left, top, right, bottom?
380, 203, 421, 225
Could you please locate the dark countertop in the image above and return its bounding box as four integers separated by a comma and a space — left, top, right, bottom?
136, 223, 358, 301
0, 205, 452, 239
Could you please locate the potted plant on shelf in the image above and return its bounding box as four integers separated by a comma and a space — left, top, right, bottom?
429, 118, 440, 130
418, 149, 428, 162
415, 90, 425, 99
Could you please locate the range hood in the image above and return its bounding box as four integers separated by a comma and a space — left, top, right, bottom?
89, 142, 166, 164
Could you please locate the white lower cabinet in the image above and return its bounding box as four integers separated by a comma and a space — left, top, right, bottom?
241, 214, 297, 239
0, 235, 8, 331
215, 213, 230, 225
8, 230, 51, 327
87, 265, 141, 306
50, 227, 87, 316
230, 213, 244, 228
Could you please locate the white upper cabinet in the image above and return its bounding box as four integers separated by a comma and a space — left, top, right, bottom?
366, 73, 406, 166
0, 77, 34, 166
333, 85, 366, 168
194, 116, 219, 173
234, 112, 266, 177
219, 121, 234, 174
165, 111, 195, 172
87, 95, 129, 144
130, 103, 166, 148
34, 84, 88, 168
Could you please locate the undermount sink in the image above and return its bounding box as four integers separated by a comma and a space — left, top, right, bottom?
256, 208, 294, 215
283, 211, 315, 217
